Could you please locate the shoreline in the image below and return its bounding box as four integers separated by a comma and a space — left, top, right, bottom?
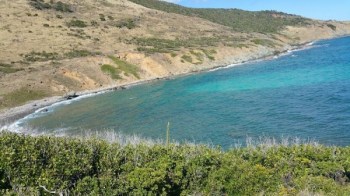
0, 37, 342, 128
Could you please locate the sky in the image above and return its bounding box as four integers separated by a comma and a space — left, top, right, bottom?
164, 0, 350, 21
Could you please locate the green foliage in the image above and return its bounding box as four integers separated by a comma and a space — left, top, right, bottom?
67, 28, 92, 39
201, 49, 216, 60
53, 1, 73, 13
181, 55, 192, 63
28, 0, 51, 10
0, 88, 47, 109
0, 63, 24, 74
28, 0, 73, 13
251, 39, 277, 47
64, 50, 101, 59
101, 64, 122, 80
90, 20, 98, 26
24, 51, 59, 62
230, 43, 249, 48
1, 133, 350, 195
22, 50, 100, 62
115, 18, 137, 29
108, 56, 140, 79
99, 14, 106, 21
66, 19, 88, 28
190, 50, 204, 64
131, 37, 220, 54
129, 0, 310, 33
327, 24, 337, 31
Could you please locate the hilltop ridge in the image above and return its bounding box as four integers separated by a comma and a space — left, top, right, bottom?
1, 0, 350, 113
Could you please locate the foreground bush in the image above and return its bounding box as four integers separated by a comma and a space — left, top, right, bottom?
0, 132, 350, 195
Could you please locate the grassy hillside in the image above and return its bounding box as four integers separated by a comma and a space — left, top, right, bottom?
1, 132, 350, 195
0, 0, 243, 109
128, 0, 310, 33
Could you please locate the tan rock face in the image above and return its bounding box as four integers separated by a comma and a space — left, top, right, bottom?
1, 0, 350, 110
283, 22, 350, 44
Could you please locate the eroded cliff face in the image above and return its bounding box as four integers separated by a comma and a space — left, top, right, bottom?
1, 0, 350, 110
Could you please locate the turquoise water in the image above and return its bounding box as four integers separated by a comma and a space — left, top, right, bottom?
18, 37, 350, 148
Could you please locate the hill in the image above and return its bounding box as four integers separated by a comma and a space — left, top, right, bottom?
0, 0, 350, 116
129, 0, 311, 33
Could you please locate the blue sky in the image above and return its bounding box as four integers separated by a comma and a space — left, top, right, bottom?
165, 0, 350, 21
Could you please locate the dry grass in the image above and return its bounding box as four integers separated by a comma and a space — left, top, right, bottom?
0, 87, 48, 109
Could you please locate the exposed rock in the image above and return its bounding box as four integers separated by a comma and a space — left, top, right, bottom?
65, 92, 79, 100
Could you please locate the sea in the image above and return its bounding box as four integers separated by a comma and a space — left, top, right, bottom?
13, 36, 350, 148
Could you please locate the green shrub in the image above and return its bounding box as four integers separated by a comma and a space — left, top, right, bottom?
131, 37, 220, 54
64, 50, 101, 58
22, 50, 99, 62
137, 47, 170, 54
201, 49, 216, 60
108, 56, 140, 79
327, 24, 337, 31
66, 20, 87, 28
0, 63, 24, 74
1, 133, 350, 195
181, 55, 193, 63
67, 32, 85, 39
29, 0, 51, 10
53, 1, 73, 13
28, 0, 73, 13
66, 28, 92, 39
115, 18, 137, 29
99, 14, 106, 21
190, 50, 204, 64
24, 51, 59, 62
101, 64, 121, 80
251, 39, 277, 47
90, 20, 98, 26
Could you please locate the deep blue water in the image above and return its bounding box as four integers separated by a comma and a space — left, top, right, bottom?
18, 37, 350, 148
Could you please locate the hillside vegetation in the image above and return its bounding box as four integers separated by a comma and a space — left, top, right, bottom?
1, 132, 350, 195
129, 0, 310, 33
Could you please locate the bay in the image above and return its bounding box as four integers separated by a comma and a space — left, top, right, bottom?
18, 37, 350, 148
